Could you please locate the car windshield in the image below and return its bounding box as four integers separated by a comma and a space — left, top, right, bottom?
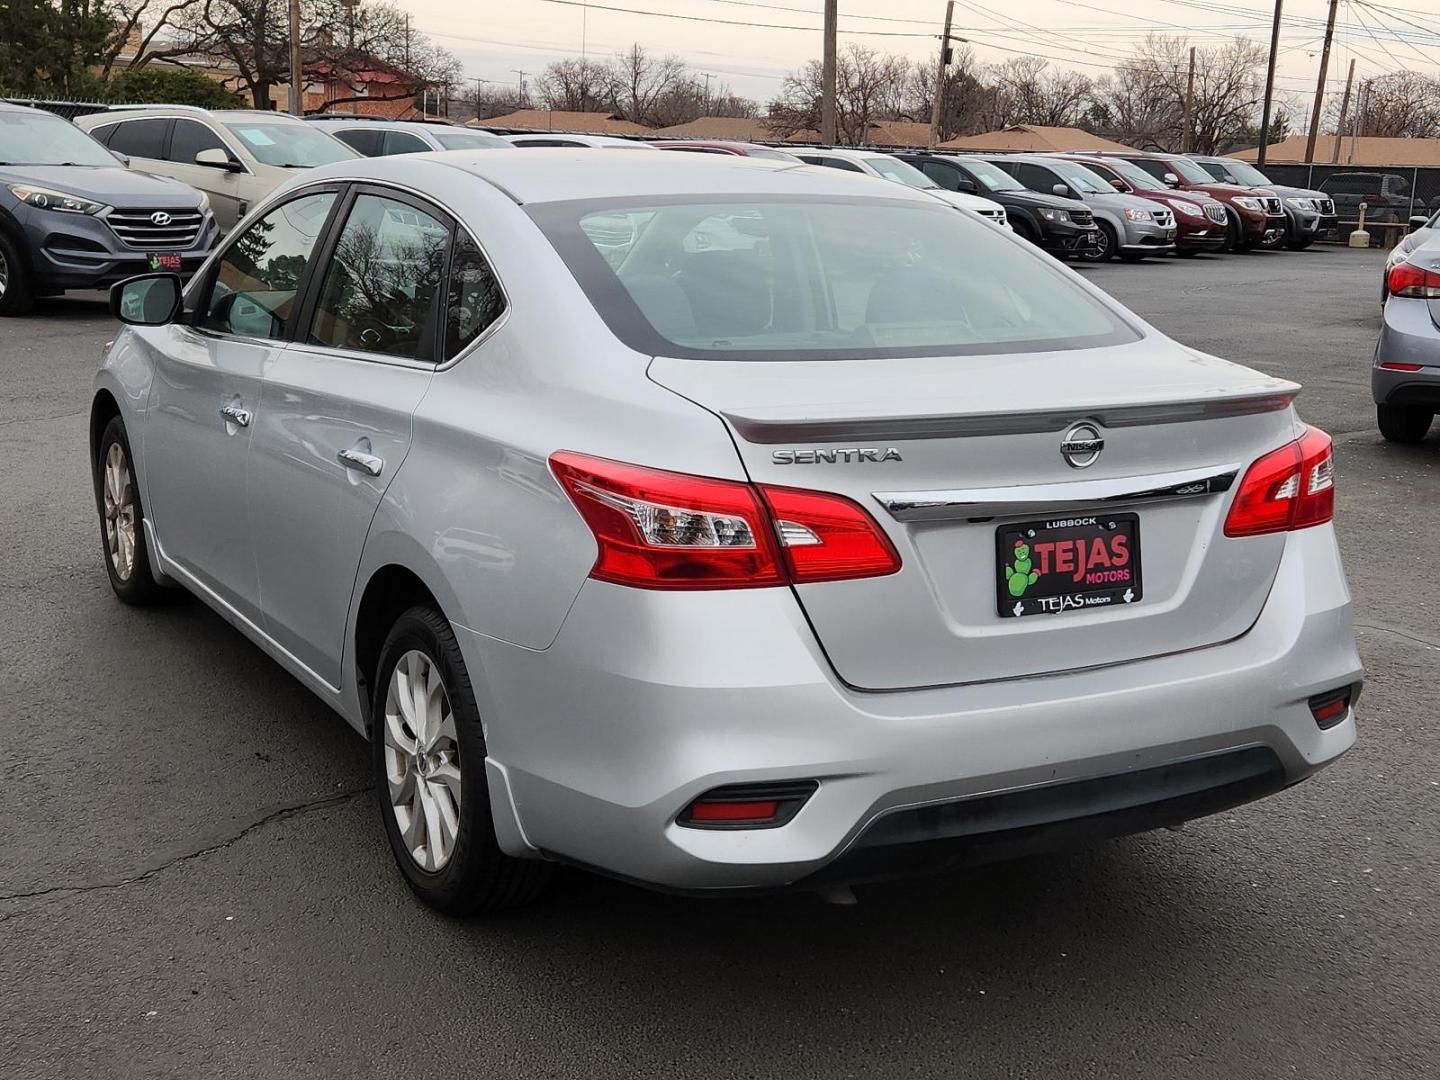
1097, 157, 1168, 192
1221, 161, 1272, 186
531, 196, 1139, 361
865, 156, 940, 189
746, 147, 802, 161
435, 132, 511, 150
0, 110, 118, 167
1167, 156, 1216, 184
1045, 160, 1112, 195
957, 159, 1024, 192
224, 122, 356, 167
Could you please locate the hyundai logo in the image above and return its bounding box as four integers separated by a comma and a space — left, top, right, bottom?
1060, 422, 1105, 469
150, 211, 172, 227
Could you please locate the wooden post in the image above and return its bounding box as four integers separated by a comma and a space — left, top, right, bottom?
928, 1, 955, 149
1304, 0, 1339, 163
1331, 58, 1355, 165
287, 0, 302, 115
1257, 0, 1283, 166
1182, 46, 1195, 153
821, 0, 837, 143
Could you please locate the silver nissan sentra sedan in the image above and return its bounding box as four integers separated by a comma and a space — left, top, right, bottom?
92, 150, 1362, 913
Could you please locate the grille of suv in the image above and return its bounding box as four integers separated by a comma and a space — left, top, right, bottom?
1151, 209, 1174, 228
1315, 198, 1335, 216
1070, 209, 1094, 227
105, 208, 205, 249
1262, 196, 1283, 215
1204, 203, 1228, 224
977, 206, 1006, 224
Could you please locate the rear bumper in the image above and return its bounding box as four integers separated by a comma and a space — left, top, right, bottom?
1373, 297, 1440, 406
461, 524, 1360, 893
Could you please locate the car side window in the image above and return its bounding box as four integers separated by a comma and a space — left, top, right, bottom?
381, 130, 428, 155
308, 192, 450, 360
334, 128, 381, 156
1129, 158, 1169, 181
108, 118, 170, 159
445, 233, 506, 359
1015, 163, 1051, 189
821, 158, 864, 173
200, 191, 338, 340
921, 161, 960, 190
169, 119, 228, 165
89, 123, 117, 147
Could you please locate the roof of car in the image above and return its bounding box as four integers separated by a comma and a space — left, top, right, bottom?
302, 148, 934, 206
82, 107, 309, 124
794, 147, 889, 160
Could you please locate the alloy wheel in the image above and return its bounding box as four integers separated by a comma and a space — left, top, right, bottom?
0, 246, 8, 300
102, 442, 137, 581
383, 649, 462, 872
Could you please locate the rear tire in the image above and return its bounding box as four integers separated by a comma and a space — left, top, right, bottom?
0, 228, 36, 317
94, 416, 166, 605
372, 604, 553, 915
1221, 211, 1241, 253
1377, 404, 1433, 444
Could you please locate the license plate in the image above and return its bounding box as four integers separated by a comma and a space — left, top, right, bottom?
1084, 231, 1099, 244
996, 513, 1142, 618
148, 253, 183, 272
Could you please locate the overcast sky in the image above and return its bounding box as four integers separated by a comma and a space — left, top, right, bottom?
399, 0, 1440, 112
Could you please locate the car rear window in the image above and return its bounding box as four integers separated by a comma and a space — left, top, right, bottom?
529, 196, 1140, 361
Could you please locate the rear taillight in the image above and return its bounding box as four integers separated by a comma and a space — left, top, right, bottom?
1386, 260, 1440, 299
550, 452, 900, 589
1224, 425, 1335, 538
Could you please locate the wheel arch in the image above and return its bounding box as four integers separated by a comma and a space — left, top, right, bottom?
90, 388, 122, 464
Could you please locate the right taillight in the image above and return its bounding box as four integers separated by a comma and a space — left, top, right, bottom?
550, 451, 900, 589
1387, 260, 1440, 299
1224, 425, 1335, 538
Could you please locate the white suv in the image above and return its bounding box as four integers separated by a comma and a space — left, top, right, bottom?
306, 118, 511, 156
77, 107, 357, 233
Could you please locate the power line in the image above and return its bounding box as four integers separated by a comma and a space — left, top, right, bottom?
536, 0, 936, 36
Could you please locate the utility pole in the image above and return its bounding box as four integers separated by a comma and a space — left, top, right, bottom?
1331, 57, 1355, 165
1181, 45, 1195, 153
1257, 0, 1283, 165
512, 69, 529, 108
821, 0, 837, 144
1349, 79, 1369, 165
1304, 0, 1340, 164
287, 0, 302, 115
928, 0, 955, 149
701, 72, 712, 116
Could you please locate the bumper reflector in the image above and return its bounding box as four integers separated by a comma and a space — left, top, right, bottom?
1309, 687, 1355, 729
1379, 362, 1425, 372
679, 781, 819, 830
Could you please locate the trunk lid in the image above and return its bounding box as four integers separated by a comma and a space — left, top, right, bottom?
650, 337, 1300, 690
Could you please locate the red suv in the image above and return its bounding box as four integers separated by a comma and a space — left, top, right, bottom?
1092, 150, 1287, 251
1060, 154, 1228, 255
652, 140, 803, 163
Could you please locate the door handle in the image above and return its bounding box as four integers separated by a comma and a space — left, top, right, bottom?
219, 402, 252, 427
337, 444, 384, 477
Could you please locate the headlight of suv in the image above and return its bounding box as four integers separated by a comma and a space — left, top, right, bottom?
7, 184, 105, 215
1286, 197, 1316, 211
195, 190, 212, 215
1172, 200, 1203, 217
1233, 196, 1263, 211
1039, 208, 1071, 223
1123, 207, 1154, 221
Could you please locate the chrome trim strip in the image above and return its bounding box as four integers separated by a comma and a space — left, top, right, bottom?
726, 390, 1296, 444
874, 464, 1239, 522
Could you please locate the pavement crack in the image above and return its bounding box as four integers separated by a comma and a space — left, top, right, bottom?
0, 407, 87, 428
1355, 621, 1440, 651
0, 787, 371, 917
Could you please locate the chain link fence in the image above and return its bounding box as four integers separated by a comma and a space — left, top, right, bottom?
2, 98, 117, 120
1261, 163, 1440, 247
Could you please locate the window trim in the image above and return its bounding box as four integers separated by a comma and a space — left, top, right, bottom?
190, 183, 348, 347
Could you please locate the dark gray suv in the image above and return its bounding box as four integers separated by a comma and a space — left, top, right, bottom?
0, 103, 217, 315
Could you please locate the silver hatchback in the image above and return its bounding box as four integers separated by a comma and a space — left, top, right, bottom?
92, 151, 1361, 913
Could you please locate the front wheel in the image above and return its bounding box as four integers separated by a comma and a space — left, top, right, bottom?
0, 228, 35, 317
373, 604, 552, 915
1377, 404, 1434, 444
1078, 222, 1116, 262
94, 416, 165, 604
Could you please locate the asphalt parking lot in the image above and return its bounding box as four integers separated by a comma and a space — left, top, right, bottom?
3, 246, 1437, 1079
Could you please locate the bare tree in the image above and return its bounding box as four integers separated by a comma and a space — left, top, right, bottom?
605, 44, 688, 126
100, 0, 207, 78
984, 57, 1093, 130
766, 45, 912, 144
906, 45, 992, 140
1348, 71, 1440, 138
536, 57, 613, 112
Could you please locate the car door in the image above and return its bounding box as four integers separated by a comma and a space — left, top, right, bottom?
248, 186, 456, 688
165, 118, 250, 232
142, 187, 342, 625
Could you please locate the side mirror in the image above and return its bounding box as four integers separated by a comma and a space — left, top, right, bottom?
1110, 179, 1127, 191
195, 147, 242, 172
1162, 172, 1180, 187
1410, 215, 1429, 231
111, 150, 131, 167
954, 177, 978, 194
1051, 183, 1072, 198
110, 274, 183, 326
